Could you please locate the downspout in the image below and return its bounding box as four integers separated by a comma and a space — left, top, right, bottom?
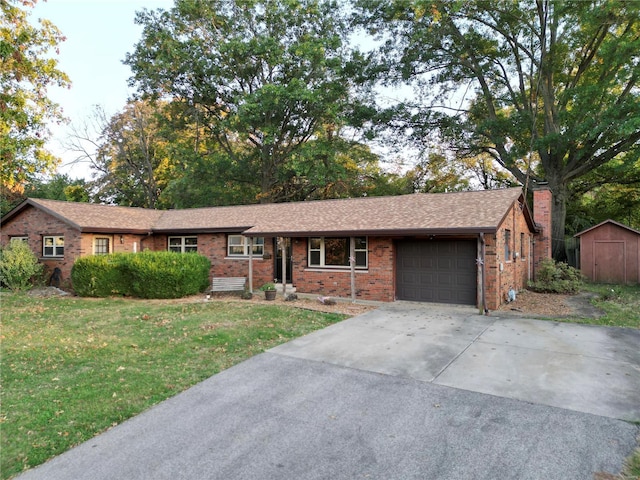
480, 233, 488, 315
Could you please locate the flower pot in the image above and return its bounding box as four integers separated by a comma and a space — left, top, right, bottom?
264, 290, 277, 301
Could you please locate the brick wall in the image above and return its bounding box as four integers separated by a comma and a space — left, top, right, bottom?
290, 236, 395, 301
195, 233, 274, 289
484, 202, 535, 310
0, 205, 81, 287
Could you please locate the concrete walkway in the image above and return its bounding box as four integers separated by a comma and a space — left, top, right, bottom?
15, 304, 640, 480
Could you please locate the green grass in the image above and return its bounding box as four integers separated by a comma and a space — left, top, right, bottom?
0, 293, 347, 479
579, 283, 640, 329
2, 286, 639, 479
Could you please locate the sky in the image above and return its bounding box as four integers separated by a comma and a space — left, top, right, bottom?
31, 0, 174, 179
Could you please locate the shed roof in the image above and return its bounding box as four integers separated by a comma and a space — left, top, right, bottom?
3, 187, 534, 237
574, 219, 640, 238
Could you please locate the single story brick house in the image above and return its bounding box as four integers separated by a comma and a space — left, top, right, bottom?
1, 187, 553, 310
575, 219, 640, 284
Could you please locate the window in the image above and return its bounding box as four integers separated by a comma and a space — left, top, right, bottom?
10, 236, 28, 244
520, 232, 525, 259
227, 235, 264, 257
94, 237, 111, 255
504, 229, 511, 262
308, 237, 367, 268
43, 236, 64, 257
168, 236, 198, 253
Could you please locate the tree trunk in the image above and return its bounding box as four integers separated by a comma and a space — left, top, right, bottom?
546, 177, 569, 262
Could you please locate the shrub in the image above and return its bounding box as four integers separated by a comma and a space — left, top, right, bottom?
72, 252, 211, 299
71, 254, 130, 297
528, 258, 584, 294
0, 241, 43, 291
126, 251, 210, 299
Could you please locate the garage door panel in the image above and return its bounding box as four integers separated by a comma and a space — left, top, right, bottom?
396, 240, 477, 305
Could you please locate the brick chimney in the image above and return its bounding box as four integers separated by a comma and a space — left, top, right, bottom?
533, 185, 552, 277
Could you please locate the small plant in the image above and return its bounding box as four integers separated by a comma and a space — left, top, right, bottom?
528, 258, 584, 294
599, 287, 622, 302
260, 282, 276, 291
0, 241, 43, 291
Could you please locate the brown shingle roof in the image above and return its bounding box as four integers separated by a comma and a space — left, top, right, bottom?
6, 188, 531, 236
244, 187, 527, 236
23, 198, 164, 233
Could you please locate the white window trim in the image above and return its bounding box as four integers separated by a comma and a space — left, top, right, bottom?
227, 235, 264, 258
168, 236, 198, 253
43, 235, 64, 257
93, 236, 113, 255
308, 237, 368, 269
10, 236, 28, 243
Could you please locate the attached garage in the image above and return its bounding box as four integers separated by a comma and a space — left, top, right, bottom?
396, 239, 477, 305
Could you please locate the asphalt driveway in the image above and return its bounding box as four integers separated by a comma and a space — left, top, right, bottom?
15, 303, 640, 480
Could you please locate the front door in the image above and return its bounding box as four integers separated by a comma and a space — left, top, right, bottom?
274, 238, 293, 284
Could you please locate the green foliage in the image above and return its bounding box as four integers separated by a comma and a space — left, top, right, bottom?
529, 258, 584, 294
71, 252, 210, 299
0, 241, 43, 290
126, 0, 371, 204
0, 0, 70, 190
259, 282, 276, 291
356, 0, 640, 260
125, 251, 210, 299
91, 101, 170, 208
71, 254, 130, 297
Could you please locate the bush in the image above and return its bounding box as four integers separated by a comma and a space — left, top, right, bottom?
72, 251, 211, 299
528, 258, 584, 294
126, 251, 211, 299
0, 241, 43, 291
71, 254, 130, 297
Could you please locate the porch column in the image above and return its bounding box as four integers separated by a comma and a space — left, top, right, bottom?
350, 236, 356, 303
248, 237, 254, 294
280, 237, 287, 298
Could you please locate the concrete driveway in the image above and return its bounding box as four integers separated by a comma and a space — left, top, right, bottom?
273, 302, 640, 421
15, 304, 640, 480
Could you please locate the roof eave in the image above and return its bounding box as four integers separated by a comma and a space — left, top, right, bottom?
151, 226, 254, 235
245, 227, 498, 237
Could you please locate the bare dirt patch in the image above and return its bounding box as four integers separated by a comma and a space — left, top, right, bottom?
495, 289, 602, 319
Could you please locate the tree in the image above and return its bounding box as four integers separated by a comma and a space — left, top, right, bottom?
125, 0, 367, 204
356, 0, 640, 259
0, 0, 70, 192
567, 154, 640, 232
25, 173, 90, 202
91, 100, 171, 207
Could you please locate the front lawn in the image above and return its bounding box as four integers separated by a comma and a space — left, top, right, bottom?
1, 293, 347, 479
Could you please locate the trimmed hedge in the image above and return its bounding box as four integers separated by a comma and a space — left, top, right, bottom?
71, 251, 211, 299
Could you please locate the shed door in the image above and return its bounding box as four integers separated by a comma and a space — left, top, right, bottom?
396, 240, 477, 305
594, 241, 625, 283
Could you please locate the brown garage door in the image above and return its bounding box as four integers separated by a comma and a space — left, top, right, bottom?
396, 240, 477, 305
